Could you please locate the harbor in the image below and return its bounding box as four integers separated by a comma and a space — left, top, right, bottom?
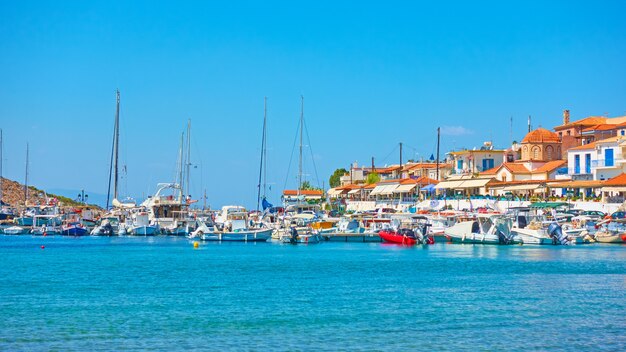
0, 235, 624, 351
2, 1, 626, 351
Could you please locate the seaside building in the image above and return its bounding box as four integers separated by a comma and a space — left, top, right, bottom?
281, 189, 324, 203
447, 141, 506, 175
480, 128, 569, 196
553, 109, 626, 158
339, 163, 397, 186
401, 162, 452, 181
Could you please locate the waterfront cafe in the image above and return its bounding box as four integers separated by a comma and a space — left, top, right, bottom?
600, 173, 626, 203
435, 175, 493, 196
546, 180, 605, 200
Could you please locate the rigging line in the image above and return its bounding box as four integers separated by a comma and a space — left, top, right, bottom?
303, 118, 321, 188
378, 144, 399, 166
283, 116, 301, 192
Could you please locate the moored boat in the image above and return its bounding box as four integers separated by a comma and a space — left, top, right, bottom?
61, 222, 89, 236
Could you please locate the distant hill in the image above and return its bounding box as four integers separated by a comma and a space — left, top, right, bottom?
0, 177, 95, 208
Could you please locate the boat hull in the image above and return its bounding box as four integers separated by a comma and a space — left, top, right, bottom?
378, 230, 417, 245
130, 226, 159, 236
200, 228, 272, 242
61, 227, 89, 236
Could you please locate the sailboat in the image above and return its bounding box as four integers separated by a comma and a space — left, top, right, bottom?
93, 90, 135, 236
279, 96, 323, 244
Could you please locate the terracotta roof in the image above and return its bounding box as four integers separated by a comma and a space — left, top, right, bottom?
582, 124, 617, 132
336, 184, 362, 191
569, 142, 597, 151
521, 128, 560, 144
480, 166, 500, 175
282, 190, 323, 196
603, 173, 626, 187
393, 176, 440, 185
595, 136, 623, 145
502, 162, 531, 174
533, 160, 566, 174
363, 183, 377, 189
555, 116, 607, 130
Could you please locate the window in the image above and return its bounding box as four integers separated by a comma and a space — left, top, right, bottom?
532, 147, 540, 160
621, 130, 625, 136
546, 146, 554, 160
585, 154, 591, 174
457, 159, 463, 171
574, 155, 580, 174
482, 158, 494, 171
567, 130, 571, 136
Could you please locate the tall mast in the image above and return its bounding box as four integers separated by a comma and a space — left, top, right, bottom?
113, 89, 120, 200
298, 95, 303, 195
436, 127, 440, 180
256, 97, 267, 212
185, 119, 191, 202
399, 142, 403, 166
178, 131, 184, 202
24, 142, 29, 205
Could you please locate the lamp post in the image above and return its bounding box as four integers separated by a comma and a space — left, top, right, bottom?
77, 190, 88, 204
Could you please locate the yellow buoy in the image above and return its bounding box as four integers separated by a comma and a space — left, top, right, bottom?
193, 242, 199, 249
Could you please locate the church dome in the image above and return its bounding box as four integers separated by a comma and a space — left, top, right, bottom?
522, 128, 560, 144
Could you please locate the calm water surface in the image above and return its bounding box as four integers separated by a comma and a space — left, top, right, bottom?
0, 236, 624, 351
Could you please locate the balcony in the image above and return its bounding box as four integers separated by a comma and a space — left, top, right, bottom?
592, 159, 619, 169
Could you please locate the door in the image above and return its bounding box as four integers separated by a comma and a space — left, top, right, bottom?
605, 148, 614, 167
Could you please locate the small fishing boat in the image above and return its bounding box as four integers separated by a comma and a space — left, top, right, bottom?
3, 225, 27, 235
31, 225, 61, 236
61, 222, 89, 236
128, 210, 159, 236
280, 226, 323, 244
593, 231, 626, 243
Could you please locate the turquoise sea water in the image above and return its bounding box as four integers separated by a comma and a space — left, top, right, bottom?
0, 236, 624, 351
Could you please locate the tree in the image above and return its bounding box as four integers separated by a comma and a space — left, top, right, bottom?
366, 172, 380, 184
329, 168, 348, 188
300, 181, 313, 190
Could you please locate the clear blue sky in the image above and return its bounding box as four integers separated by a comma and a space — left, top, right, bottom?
1, 0, 625, 208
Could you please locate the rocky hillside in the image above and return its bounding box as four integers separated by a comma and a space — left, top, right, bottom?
0, 177, 83, 207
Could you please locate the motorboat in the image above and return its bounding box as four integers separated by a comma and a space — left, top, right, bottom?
445, 214, 515, 244
128, 210, 159, 236
3, 225, 27, 235
61, 222, 89, 236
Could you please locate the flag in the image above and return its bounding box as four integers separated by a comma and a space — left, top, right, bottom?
262, 197, 273, 211
429, 154, 435, 161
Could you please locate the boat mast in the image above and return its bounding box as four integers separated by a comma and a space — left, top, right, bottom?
298, 95, 303, 196
436, 127, 440, 180
178, 131, 184, 203
24, 142, 29, 205
105, 90, 119, 209
256, 97, 267, 213
113, 90, 120, 200
185, 119, 191, 202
